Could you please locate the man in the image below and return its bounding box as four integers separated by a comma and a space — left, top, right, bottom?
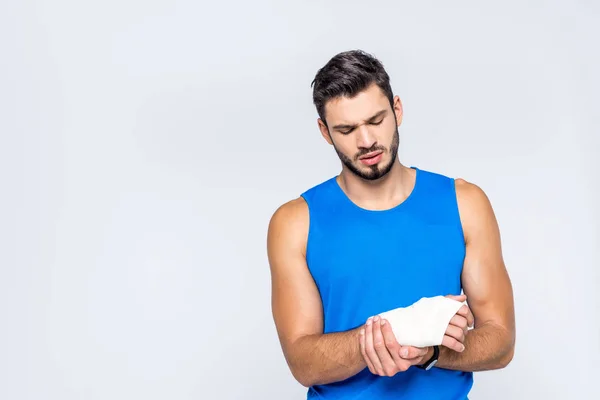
266, 50, 515, 399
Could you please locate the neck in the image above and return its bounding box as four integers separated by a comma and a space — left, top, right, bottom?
337, 159, 416, 211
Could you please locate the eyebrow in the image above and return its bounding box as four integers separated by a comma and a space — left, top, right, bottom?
331, 109, 387, 131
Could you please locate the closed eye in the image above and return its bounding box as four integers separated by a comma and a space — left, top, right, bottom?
334, 110, 387, 135
340, 120, 382, 134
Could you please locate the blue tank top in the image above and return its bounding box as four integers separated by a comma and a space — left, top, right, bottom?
300, 166, 473, 399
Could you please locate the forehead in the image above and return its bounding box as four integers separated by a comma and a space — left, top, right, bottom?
324, 83, 390, 125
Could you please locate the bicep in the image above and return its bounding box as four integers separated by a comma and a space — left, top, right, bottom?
457, 180, 515, 332
267, 199, 324, 354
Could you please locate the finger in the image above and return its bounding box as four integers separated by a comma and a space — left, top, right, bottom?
359, 327, 376, 374
373, 317, 397, 376
449, 314, 468, 333
455, 304, 475, 327
446, 294, 467, 302
466, 308, 474, 328
445, 294, 474, 328
398, 345, 426, 360
365, 317, 384, 374
456, 304, 470, 318
445, 324, 466, 343
380, 319, 408, 370
442, 334, 465, 352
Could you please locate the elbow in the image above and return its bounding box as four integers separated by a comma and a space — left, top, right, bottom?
497, 344, 515, 369
291, 368, 310, 387
286, 353, 316, 387
290, 365, 315, 388
496, 332, 516, 369
290, 361, 327, 388
297, 377, 314, 388
283, 339, 318, 388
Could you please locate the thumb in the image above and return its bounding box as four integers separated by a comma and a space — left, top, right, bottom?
446, 294, 467, 302
399, 346, 423, 359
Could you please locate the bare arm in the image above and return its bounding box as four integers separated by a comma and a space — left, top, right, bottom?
267, 198, 366, 387
435, 179, 516, 371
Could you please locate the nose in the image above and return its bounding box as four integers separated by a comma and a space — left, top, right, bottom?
356, 124, 377, 149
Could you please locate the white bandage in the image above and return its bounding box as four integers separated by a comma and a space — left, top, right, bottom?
377, 296, 465, 348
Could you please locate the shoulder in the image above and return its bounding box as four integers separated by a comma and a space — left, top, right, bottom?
453, 178, 499, 241
267, 197, 310, 256
269, 197, 309, 231
413, 167, 457, 194
415, 167, 487, 199
454, 178, 493, 210
268, 175, 336, 240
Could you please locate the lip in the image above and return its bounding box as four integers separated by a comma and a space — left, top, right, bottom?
359, 151, 383, 166
359, 151, 383, 160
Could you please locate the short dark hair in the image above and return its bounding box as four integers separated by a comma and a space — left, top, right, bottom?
311, 50, 394, 126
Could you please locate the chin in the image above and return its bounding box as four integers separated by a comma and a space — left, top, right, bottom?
358, 169, 388, 181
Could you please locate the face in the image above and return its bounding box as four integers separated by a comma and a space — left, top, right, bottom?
318, 83, 403, 181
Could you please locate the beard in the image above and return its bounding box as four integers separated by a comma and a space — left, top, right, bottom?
333, 127, 399, 181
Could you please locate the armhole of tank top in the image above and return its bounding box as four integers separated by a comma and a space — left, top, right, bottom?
299, 193, 313, 268
450, 178, 467, 247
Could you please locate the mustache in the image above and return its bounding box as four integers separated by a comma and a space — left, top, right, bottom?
354, 146, 386, 161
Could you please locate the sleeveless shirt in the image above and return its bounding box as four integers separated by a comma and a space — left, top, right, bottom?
299, 166, 473, 399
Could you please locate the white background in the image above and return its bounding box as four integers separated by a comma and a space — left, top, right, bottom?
1, 1, 598, 399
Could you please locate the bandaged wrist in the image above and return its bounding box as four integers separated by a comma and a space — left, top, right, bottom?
377, 296, 465, 348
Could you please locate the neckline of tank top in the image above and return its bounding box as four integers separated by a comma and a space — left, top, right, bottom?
331, 166, 420, 214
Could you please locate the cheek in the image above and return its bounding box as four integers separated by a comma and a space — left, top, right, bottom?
377, 124, 395, 146
335, 137, 355, 154
384, 119, 397, 133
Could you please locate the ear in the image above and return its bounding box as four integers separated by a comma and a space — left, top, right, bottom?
393, 95, 403, 127
318, 118, 333, 145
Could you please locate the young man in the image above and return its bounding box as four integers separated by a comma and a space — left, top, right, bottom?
266, 50, 515, 399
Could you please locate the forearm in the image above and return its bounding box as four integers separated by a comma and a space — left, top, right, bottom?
286, 327, 366, 387
436, 322, 514, 372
